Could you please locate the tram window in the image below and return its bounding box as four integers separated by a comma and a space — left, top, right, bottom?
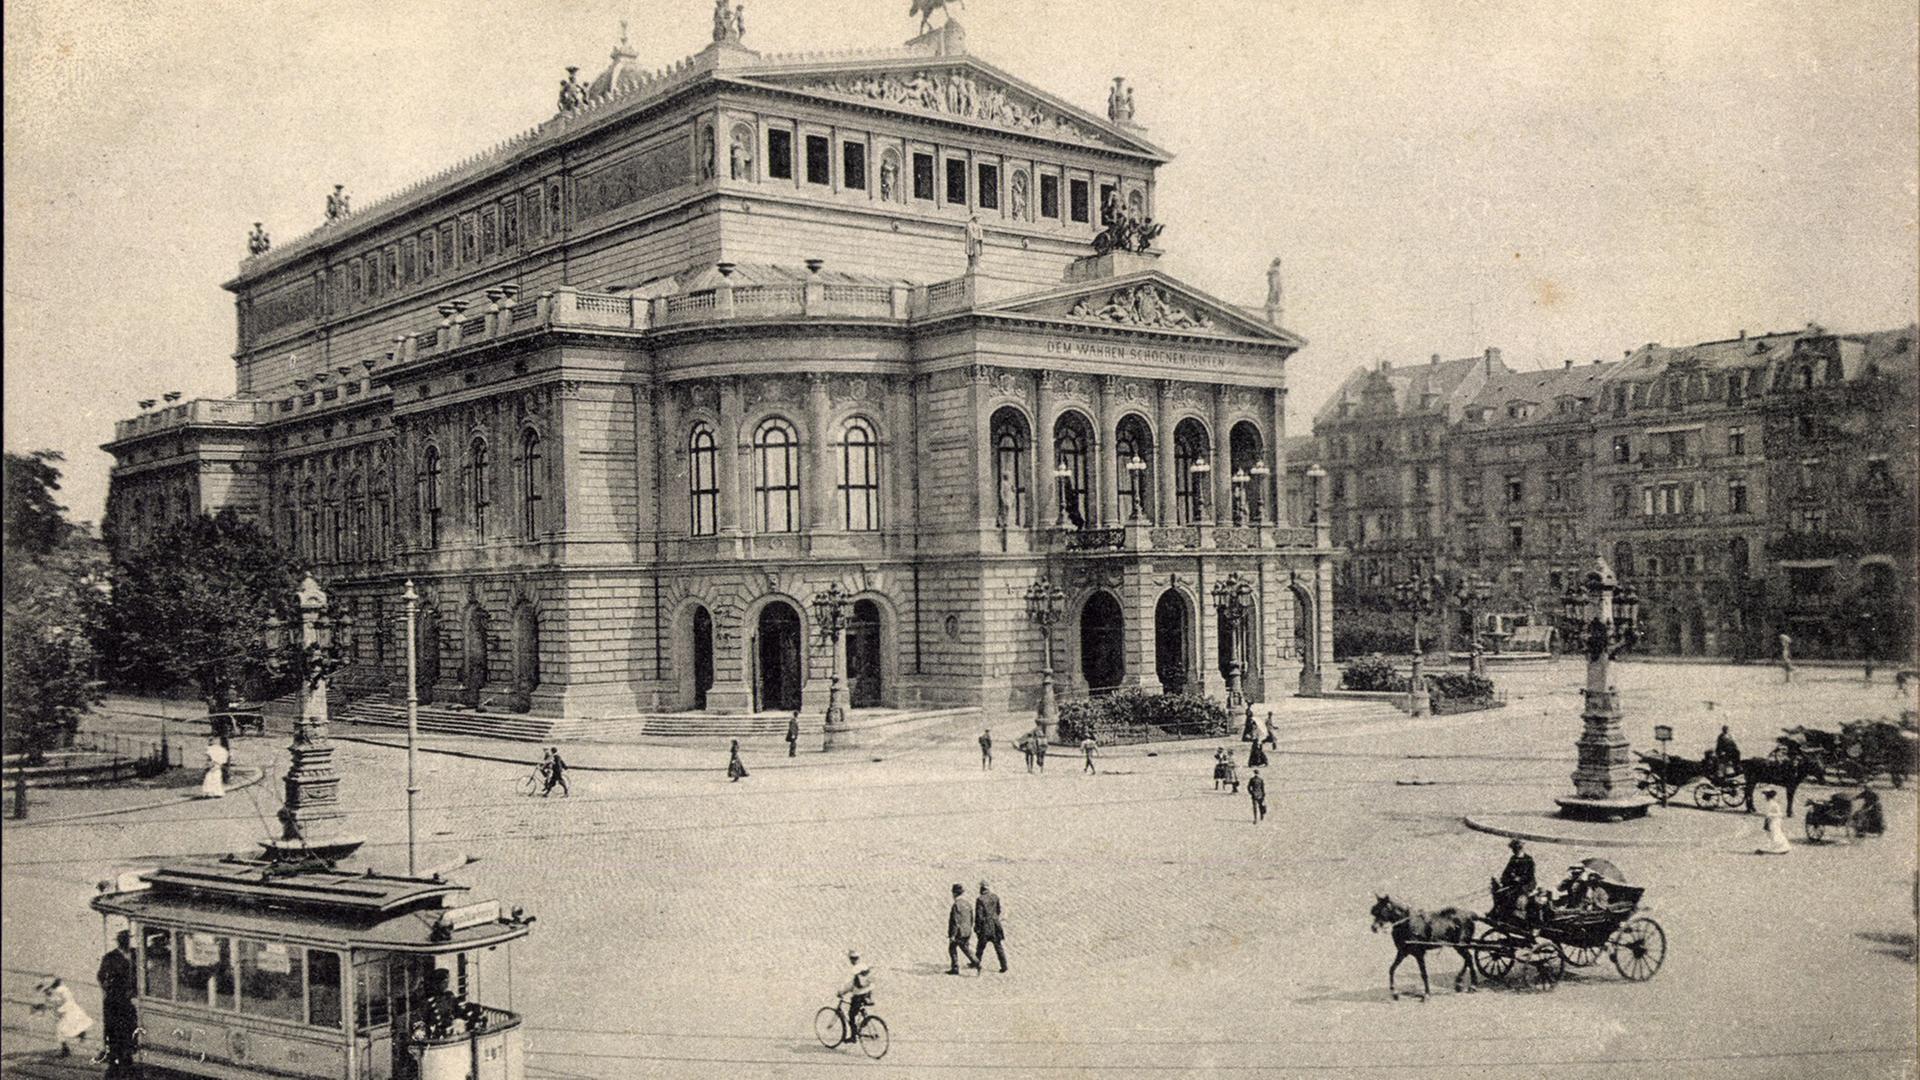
355, 958, 390, 1029
238, 938, 305, 1023
307, 949, 343, 1028
177, 931, 234, 1010
141, 926, 174, 1000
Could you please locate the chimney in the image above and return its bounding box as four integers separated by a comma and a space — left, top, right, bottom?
1623, 349, 1631, 359
1593, 357, 1603, 365
1738, 329, 1747, 340
1380, 359, 1392, 372
1563, 358, 1573, 370
1484, 346, 1503, 374
1429, 353, 1440, 366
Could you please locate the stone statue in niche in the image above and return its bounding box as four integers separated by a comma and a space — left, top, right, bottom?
996, 463, 1016, 527
879, 154, 899, 201
965, 215, 984, 271
1010, 170, 1030, 220
1232, 482, 1248, 526
700, 126, 716, 181
247, 222, 271, 256
729, 127, 753, 180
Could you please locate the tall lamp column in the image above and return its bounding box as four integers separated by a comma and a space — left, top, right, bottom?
1554, 559, 1651, 821
811, 583, 851, 750
402, 580, 421, 875
1025, 580, 1065, 736
259, 574, 365, 865
1211, 573, 1255, 712
1393, 570, 1442, 717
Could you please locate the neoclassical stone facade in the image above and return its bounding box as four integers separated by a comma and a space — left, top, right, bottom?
103, 15, 1335, 718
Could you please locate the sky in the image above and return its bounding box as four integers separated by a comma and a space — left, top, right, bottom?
5, 0, 1916, 525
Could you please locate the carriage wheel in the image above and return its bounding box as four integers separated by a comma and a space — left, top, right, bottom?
1804, 818, 1826, 843
1517, 945, 1563, 992
1691, 781, 1722, 810
1610, 918, 1666, 981
1643, 773, 1674, 803
1556, 940, 1604, 968
1471, 926, 1519, 981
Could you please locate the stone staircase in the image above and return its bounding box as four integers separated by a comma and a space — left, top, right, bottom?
1262, 697, 1411, 736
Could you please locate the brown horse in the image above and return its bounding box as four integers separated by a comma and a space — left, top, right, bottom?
1369, 894, 1480, 1001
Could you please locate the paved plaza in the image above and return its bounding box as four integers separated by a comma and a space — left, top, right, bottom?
3, 660, 1914, 1078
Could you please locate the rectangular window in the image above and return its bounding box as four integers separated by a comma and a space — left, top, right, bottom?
1413, 467, 1429, 493
480, 209, 499, 258
1728, 374, 1745, 405
1642, 487, 1654, 516
524, 187, 543, 238
945, 158, 968, 205
502, 198, 520, 248
237, 938, 305, 1023
767, 128, 794, 180
1040, 173, 1060, 218
1729, 478, 1748, 514
842, 141, 867, 190
401, 241, 416, 283
1069, 179, 1090, 222
307, 949, 343, 1029
142, 925, 175, 1000
805, 134, 831, 185
1099, 183, 1116, 223
354, 958, 390, 1030
1728, 427, 1745, 456
439, 224, 455, 270
911, 152, 935, 200
459, 216, 478, 264
1612, 436, 1631, 464
546, 185, 563, 232
1509, 524, 1524, 552
1798, 508, 1824, 533
1506, 477, 1523, 504
178, 931, 235, 1011
977, 163, 1000, 210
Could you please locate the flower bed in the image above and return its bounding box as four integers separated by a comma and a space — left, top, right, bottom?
1054, 689, 1232, 745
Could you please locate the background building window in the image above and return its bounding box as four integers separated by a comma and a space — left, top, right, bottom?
467, 438, 490, 540
688, 424, 717, 536
991, 408, 1030, 527
977, 163, 1000, 210
767, 128, 794, 180
520, 429, 543, 537
805, 134, 831, 184
1098, 183, 1116, 222
839, 420, 881, 531
1040, 173, 1060, 218
945, 158, 968, 204
754, 419, 800, 533
1728, 477, 1748, 514
1069, 178, 1090, 222
912, 152, 934, 200
842, 141, 867, 190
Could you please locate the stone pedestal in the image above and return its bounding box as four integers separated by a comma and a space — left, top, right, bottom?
261, 673, 365, 864
1555, 688, 1653, 821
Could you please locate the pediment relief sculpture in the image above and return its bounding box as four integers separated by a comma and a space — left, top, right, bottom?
1067, 284, 1215, 332
784, 69, 1113, 148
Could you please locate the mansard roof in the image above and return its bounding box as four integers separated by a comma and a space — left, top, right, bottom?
978, 268, 1303, 347
232, 31, 1162, 287
1314, 352, 1492, 427
1460, 360, 1621, 430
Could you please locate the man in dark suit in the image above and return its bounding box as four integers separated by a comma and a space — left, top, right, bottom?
1247, 769, 1267, 822
786, 712, 800, 757
974, 881, 1008, 972
96, 931, 138, 1073
947, 883, 980, 974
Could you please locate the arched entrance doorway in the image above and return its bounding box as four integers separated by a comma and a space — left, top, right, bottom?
692, 606, 715, 710
1154, 589, 1191, 694
462, 607, 489, 694
1291, 585, 1316, 690
1080, 591, 1126, 693
755, 602, 804, 712
416, 606, 441, 705
511, 604, 539, 713
846, 599, 884, 707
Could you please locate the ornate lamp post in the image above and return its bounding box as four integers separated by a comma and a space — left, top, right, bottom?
1305, 463, 1327, 524
1024, 580, 1066, 733
1126, 454, 1148, 522
1230, 469, 1251, 525
402, 580, 422, 875
1211, 573, 1256, 711
1453, 572, 1492, 674
1248, 460, 1270, 524
1053, 460, 1073, 528
1554, 559, 1650, 821
260, 574, 365, 865
1188, 455, 1212, 523
810, 583, 851, 749
1393, 570, 1443, 717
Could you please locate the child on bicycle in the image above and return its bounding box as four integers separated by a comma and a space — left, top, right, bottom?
839, 950, 874, 1041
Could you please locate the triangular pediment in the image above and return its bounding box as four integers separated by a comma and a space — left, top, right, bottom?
982, 271, 1304, 346
729, 56, 1168, 159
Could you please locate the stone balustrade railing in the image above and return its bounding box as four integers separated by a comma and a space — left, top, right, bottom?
113, 398, 276, 441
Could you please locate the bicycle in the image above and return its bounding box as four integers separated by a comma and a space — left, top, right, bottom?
814, 997, 888, 1059
517, 764, 569, 797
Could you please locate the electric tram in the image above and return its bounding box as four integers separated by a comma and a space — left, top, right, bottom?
91, 857, 533, 1080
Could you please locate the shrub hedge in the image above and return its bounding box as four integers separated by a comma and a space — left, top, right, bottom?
1054, 688, 1232, 745
1340, 654, 1410, 693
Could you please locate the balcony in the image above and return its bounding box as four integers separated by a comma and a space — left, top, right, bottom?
112, 398, 275, 442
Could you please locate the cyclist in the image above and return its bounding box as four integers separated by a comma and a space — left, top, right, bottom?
542, 747, 571, 797
838, 950, 874, 1042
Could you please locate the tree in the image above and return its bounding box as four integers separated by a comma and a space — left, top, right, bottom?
4, 450, 72, 557
2, 452, 104, 762
96, 511, 304, 711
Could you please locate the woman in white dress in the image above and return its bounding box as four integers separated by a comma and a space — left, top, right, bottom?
201, 737, 229, 798
1757, 787, 1791, 855
34, 978, 93, 1057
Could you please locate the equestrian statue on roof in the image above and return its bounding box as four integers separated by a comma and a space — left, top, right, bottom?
910, 0, 964, 34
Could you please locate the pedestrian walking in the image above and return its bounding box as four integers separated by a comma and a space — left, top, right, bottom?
1212, 748, 1228, 790
218, 733, 233, 785
1018, 733, 1035, 772
542, 746, 570, 797
1241, 707, 1256, 742
1262, 710, 1278, 749
1033, 728, 1048, 771
33, 978, 92, 1057
787, 711, 801, 757
979, 728, 993, 770
947, 883, 981, 974
200, 737, 229, 798
727, 738, 749, 782
1247, 739, 1270, 770
974, 881, 1008, 972
1080, 735, 1098, 774
1756, 788, 1791, 854
1778, 632, 1794, 683
1247, 769, 1267, 822
96, 931, 138, 1070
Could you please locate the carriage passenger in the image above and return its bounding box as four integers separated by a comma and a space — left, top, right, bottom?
1491, 839, 1536, 922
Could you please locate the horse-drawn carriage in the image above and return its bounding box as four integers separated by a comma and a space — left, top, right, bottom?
1635, 750, 1745, 808
1802, 789, 1888, 843
1775, 720, 1915, 787
1472, 858, 1666, 991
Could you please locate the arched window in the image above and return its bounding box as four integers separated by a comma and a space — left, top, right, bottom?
467, 438, 490, 540
688, 423, 718, 536
1053, 412, 1092, 526
347, 473, 366, 561
373, 445, 392, 558
990, 407, 1030, 527
1115, 414, 1153, 522
839, 419, 881, 531
520, 429, 544, 538
421, 446, 443, 548
1613, 541, 1634, 578
754, 418, 800, 533
325, 477, 342, 562
1173, 418, 1211, 525
1230, 420, 1265, 523
302, 480, 320, 558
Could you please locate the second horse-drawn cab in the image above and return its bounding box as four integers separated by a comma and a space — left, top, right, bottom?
92, 856, 533, 1080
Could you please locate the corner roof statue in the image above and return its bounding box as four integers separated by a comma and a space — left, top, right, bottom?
247, 222, 271, 256
325, 183, 349, 221
714, 0, 746, 43
910, 0, 962, 34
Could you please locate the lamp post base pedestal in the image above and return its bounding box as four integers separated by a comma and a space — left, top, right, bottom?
1553, 795, 1654, 823
821, 705, 850, 751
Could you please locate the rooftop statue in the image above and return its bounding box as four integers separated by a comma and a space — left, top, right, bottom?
247, 222, 272, 256
325, 184, 350, 222
713, 0, 747, 43
1092, 191, 1163, 255
557, 66, 584, 112
1107, 77, 1135, 124
909, 0, 961, 34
